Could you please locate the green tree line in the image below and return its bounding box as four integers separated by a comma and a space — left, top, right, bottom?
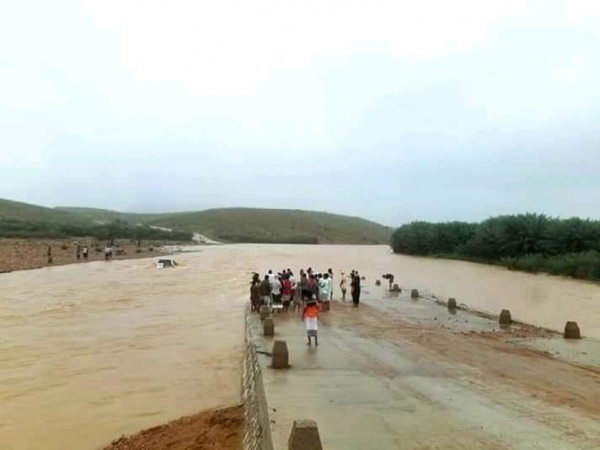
391, 213, 600, 281
0, 218, 193, 242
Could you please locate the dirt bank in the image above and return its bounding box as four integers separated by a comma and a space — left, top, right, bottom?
102, 405, 243, 450
0, 238, 174, 273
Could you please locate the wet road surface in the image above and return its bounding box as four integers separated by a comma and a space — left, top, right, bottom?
253, 296, 600, 449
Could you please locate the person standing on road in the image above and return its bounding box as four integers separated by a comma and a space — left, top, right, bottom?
250, 273, 261, 312
289, 270, 297, 302
339, 271, 348, 301
271, 273, 283, 306
302, 297, 320, 346
311, 274, 320, 303
319, 273, 332, 311
282, 274, 292, 313
260, 274, 272, 305
351, 273, 361, 307
328, 268, 334, 301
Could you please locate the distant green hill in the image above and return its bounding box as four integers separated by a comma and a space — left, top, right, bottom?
55, 207, 168, 224
0, 199, 90, 225
146, 208, 392, 244
3, 200, 391, 244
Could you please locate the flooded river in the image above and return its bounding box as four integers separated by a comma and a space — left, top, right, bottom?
1, 244, 599, 449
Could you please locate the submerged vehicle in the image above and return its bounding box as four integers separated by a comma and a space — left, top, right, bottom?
155, 258, 177, 268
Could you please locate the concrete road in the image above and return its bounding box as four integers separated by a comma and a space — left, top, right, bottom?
251, 295, 600, 449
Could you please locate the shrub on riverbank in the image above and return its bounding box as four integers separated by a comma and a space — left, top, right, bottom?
391, 214, 600, 281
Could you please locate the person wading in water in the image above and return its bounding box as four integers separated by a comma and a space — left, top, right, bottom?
382, 273, 395, 290
351, 272, 361, 307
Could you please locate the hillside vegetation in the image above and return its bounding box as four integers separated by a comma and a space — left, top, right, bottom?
2, 200, 391, 244
0, 200, 191, 241
0, 199, 90, 225
146, 208, 392, 244
55, 207, 172, 224
391, 213, 600, 281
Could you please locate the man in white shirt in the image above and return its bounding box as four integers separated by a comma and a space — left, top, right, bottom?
271, 275, 282, 305
319, 273, 332, 311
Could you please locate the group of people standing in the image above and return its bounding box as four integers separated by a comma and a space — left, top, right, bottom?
250, 268, 336, 312
249, 267, 364, 346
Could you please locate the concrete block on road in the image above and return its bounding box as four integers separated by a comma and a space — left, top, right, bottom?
411, 289, 419, 299
564, 321, 581, 339
288, 419, 323, 450
260, 305, 271, 320
499, 309, 512, 325
264, 317, 274, 337
448, 298, 457, 310
272, 340, 289, 369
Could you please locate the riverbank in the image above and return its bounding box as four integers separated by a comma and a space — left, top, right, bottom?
0, 238, 175, 273
102, 405, 243, 450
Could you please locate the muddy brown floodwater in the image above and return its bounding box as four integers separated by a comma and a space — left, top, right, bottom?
1, 244, 600, 449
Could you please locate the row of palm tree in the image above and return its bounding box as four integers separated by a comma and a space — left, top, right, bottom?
391, 214, 600, 280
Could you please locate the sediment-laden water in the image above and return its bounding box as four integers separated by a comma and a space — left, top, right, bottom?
1, 244, 599, 449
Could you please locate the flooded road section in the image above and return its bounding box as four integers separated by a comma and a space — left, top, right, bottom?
1, 245, 600, 449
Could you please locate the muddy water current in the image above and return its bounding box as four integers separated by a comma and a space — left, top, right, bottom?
1, 244, 599, 449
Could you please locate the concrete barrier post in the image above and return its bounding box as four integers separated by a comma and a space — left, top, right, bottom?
288, 419, 323, 450
260, 305, 271, 320
499, 309, 512, 325
411, 289, 419, 299
263, 317, 275, 337
392, 284, 401, 292
272, 340, 289, 369
447, 298, 457, 310
564, 321, 581, 339
375, 279, 381, 286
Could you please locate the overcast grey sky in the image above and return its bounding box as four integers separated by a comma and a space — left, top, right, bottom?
2, 0, 600, 225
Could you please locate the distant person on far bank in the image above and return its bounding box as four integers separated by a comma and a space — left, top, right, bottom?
82, 246, 89, 260
47, 245, 53, 264
76, 245, 81, 261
